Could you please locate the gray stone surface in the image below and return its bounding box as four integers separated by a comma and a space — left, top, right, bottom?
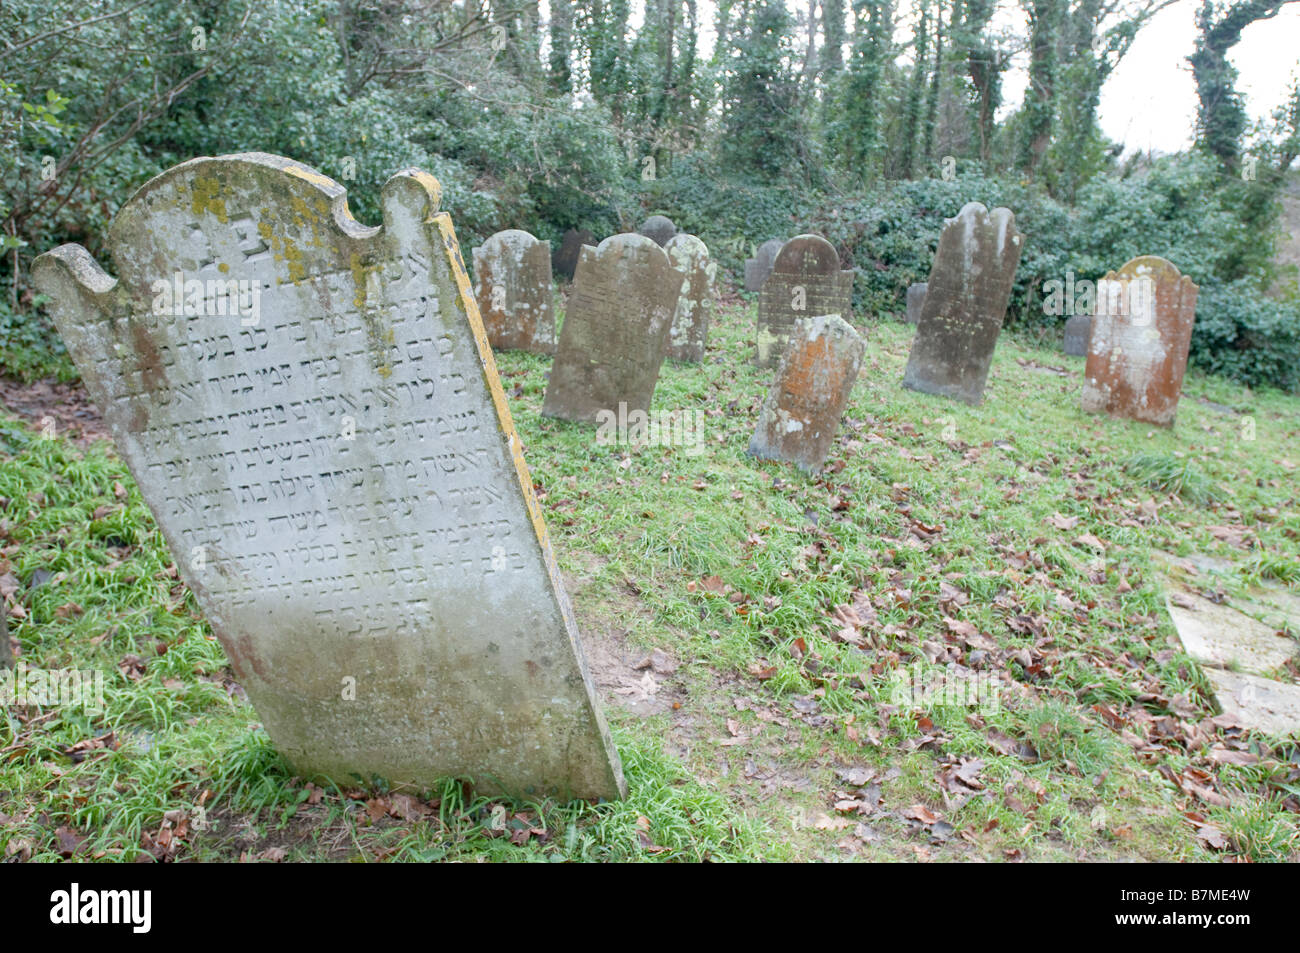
748, 314, 864, 473
1063, 312, 1091, 356
1203, 669, 1300, 737
542, 233, 684, 425
31, 152, 624, 800
902, 203, 1023, 405
637, 215, 677, 247
905, 282, 927, 324
756, 234, 852, 367
554, 228, 594, 281
472, 229, 555, 354
744, 238, 785, 292
664, 233, 715, 363
1166, 593, 1297, 677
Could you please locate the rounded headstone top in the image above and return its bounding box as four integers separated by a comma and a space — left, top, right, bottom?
637, 215, 677, 246
664, 233, 709, 262
481, 228, 544, 250
771, 234, 840, 275
593, 231, 674, 264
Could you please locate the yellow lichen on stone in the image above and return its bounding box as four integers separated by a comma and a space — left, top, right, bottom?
284, 165, 339, 191
191, 176, 228, 223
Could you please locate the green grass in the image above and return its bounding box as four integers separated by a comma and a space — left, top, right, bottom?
1, 299, 1298, 862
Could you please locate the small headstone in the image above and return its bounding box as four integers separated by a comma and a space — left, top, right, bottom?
663, 233, 715, 363
748, 314, 865, 473
542, 234, 684, 424
472, 229, 555, 354
554, 228, 594, 281
637, 215, 677, 247
1063, 312, 1091, 356
905, 282, 927, 324
902, 203, 1023, 405
756, 234, 852, 367
744, 238, 785, 292
1081, 255, 1197, 427
32, 153, 625, 799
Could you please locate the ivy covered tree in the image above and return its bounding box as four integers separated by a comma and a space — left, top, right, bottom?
718, 0, 807, 184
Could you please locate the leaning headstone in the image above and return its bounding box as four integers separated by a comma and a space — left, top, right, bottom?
1063, 312, 1091, 356
744, 238, 785, 292
637, 215, 677, 247
902, 203, 1023, 405
748, 314, 865, 473
906, 282, 927, 324
554, 228, 594, 281
472, 229, 555, 354
543, 234, 684, 424
1080, 256, 1197, 427
664, 233, 716, 363
31, 153, 625, 800
756, 234, 853, 367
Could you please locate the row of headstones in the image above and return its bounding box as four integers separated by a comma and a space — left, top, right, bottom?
900, 207, 1198, 426
28, 155, 1200, 805
474, 222, 866, 474
482, 201, 1199, 484
472, 225, 715, 364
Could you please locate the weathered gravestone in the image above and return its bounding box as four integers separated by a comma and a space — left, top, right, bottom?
554, 228, 594, 281
902, 203, 1023, 405
542, 234, 684, 424
31, 153, 625, 799
472, 229, 555, 355
1063, 312, 1091, 356
756, 234, 853, 368
1080, 256, 1197, 427
906, 282, 927, 324
637, 215, 677, 247
744, 238, 785, 292
748, 314, 865, 473
664, 233, 716, 363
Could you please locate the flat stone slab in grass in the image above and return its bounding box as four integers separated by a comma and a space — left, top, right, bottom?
744, 238, 784, 292
756, 234, 852, 367
664, 233, 715, 363
1081, 255, 1197, 427
748, 313, 864, 473
902, 203, 1022, 405
637, 215, 677, 247
1166, 593, 1298, 677
542, 233, 684, 425
472, 229, 555, 354
554, 228, 594, 281
32, 152, 624, 800
905, 282, 927, 324
1203, 668, 1300, 737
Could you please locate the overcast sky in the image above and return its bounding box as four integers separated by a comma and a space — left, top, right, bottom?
597, 0, 1300, 155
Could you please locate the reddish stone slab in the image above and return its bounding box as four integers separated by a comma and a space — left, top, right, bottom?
748, 313, 865, 473
1081, 256, 1197, 427
472, 229, 555, 354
